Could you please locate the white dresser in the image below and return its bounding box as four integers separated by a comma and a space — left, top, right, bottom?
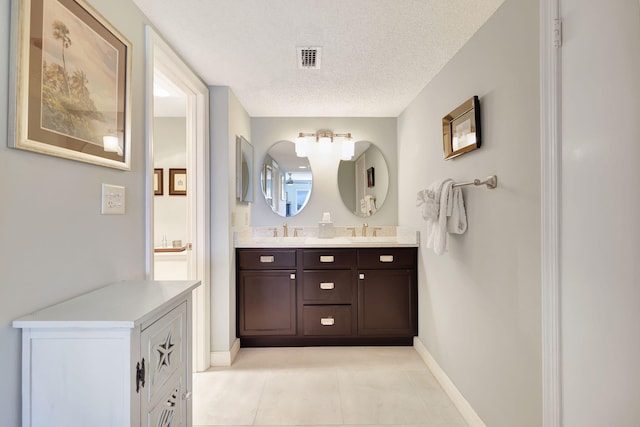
13, 280, 201, 427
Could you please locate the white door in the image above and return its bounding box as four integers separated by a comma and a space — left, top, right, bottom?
145, 28, 211, 373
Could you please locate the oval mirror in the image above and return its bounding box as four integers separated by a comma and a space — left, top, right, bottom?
261, 140, 312, 217
338, 141, 389, 217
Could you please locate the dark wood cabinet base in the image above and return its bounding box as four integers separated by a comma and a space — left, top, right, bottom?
240, 336, 414, 347
237, 247, 417, 347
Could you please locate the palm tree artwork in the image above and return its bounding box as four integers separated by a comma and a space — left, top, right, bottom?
41, 18, 104, 145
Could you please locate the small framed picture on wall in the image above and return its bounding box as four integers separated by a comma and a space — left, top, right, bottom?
169, 168, 187, 195
154, 168, 163, 195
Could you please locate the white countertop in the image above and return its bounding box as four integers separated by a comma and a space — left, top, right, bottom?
234, 226, 419, 248
13, 280, 201, 329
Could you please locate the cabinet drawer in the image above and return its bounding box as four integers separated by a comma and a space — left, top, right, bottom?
302, 249, 356, 269
357, 248, 417, 269
303, 305, 353, 336
238, 249, 297, 269
302, 270, 353, 303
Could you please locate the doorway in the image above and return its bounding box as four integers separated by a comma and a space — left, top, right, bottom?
145, 27, 211, 373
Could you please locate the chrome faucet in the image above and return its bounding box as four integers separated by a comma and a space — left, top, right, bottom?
283, 223, 289, 237
346, 227, 356, 237
361, 223, 368, 236
372, 227, 382, 237
269, 227, 278, 237
293, 227, 302, 237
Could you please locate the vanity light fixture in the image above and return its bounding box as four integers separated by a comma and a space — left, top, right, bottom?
286, 173, 294, 185
295, 130, 355, 160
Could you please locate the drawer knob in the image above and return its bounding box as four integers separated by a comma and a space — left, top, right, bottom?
320, 317, 335, 326
290, 273, 296, 279
379, 255, 394, 263
319, 255, 335, 263
359, 273, 365, 279
320, 282, 335, 290
260, 255, 275, 263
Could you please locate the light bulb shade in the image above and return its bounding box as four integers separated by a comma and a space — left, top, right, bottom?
341, 138, 355, 160
295, 136, 309, 157
318, 135, 332, 144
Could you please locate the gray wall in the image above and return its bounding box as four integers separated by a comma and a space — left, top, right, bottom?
560, 0, 640, 425
210, 87, 251, 353
250, 117, 398, 227
0, 1, 151, 425
397, 0, 541, 426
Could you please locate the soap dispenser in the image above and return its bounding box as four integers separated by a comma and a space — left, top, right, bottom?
318, 212, 335, 238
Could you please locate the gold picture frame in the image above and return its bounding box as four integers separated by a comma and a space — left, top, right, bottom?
8, 0, 132, 170
153, 168, 163, 195
169, 168, 187, 196
442, 96, 482, 160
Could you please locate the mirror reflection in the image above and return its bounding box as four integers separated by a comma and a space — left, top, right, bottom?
261, 140, 312, 217
338, 141, 388, 217
236, 136, 253, 202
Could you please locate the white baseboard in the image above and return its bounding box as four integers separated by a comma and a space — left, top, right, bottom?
413, 337, 487, 427
210, 338, 241, 367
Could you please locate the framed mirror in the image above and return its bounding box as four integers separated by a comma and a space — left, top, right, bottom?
338, 141, 389, 217
236, 136, 253, 202
261, 140, 312, 217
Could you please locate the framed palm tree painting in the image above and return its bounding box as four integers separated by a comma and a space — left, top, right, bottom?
8, 0, 132, 170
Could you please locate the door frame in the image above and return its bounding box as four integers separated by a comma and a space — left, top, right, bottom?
145, 27, 211, 372
540, 0, 561, 425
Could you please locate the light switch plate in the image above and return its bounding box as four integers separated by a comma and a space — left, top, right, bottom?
101, 184, 125, 214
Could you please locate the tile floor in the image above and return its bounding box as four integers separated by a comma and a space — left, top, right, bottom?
193, 346, 468, 427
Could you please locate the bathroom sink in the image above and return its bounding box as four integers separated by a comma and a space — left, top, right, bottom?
303, 237, 352, 245
347, 236, 398, 243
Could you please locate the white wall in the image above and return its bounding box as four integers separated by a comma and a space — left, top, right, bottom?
397, 0, 541, 426
560, 1, 640, 425
154, 117, 187, 246
210, 86, 251, 353
250, 117, 397, 227
0, 1, 151, 425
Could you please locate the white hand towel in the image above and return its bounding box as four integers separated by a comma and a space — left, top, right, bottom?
426, 179, 453, 255
364, 195, 377, 216
446, 186, 467, 235
416, 179, 447, 221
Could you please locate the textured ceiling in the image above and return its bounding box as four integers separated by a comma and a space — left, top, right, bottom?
134, 0, 506, 117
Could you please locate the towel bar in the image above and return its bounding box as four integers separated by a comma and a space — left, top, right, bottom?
452, 175, 497, 189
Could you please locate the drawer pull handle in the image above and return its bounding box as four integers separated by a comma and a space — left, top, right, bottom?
320, 255, 335, 263
320, 282, 335, 290
290, 273, 296, 279
320, 317, 335, 326
359, 273, 365, 279
380, 255, 394, 263
260, 255, 275, 263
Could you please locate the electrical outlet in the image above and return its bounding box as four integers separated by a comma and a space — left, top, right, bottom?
101, 184, 125, 214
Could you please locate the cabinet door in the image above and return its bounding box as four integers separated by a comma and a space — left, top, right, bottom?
357, 269, 417, 336
238, 270, 297, 336
140, 302, 188, 426
145, 374, 185, 427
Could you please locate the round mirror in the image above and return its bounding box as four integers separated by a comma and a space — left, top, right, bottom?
338, 141, 389, 217
261, 140, 312, 217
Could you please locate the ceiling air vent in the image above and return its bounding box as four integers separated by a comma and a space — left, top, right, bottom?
297, 47, 322, 69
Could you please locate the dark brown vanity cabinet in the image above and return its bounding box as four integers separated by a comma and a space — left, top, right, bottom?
357, 248, 418, 337
236, 247, 417, 346
300, 249, 357, 337
237, 249, 297, 336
